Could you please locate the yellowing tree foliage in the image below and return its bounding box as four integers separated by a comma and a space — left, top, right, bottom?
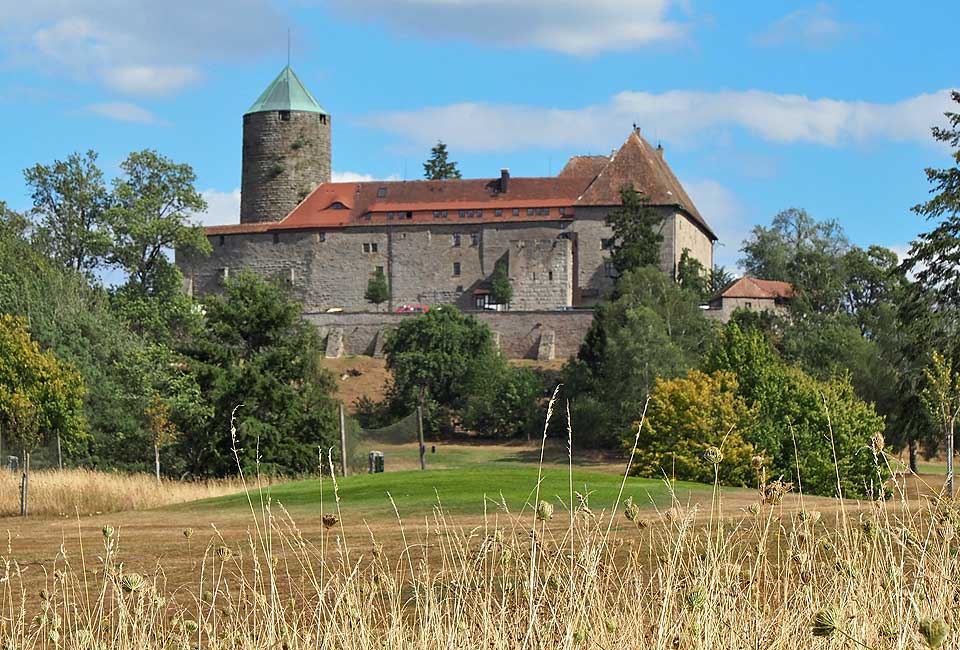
0, 314, 86, 457
631, 370, 757, 486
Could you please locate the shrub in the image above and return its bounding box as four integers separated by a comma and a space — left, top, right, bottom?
631, 370, 756, 486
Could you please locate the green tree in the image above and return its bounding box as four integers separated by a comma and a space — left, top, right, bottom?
423, 141, 462, 180
632, 370, 756, 486
0, 315, 86, 515
180, 271, 338, 476
903, 91, 960, 310
364, 268, 389, 310
605, 185, 664, 277
108, 149, 210, 290
708, 265, 734, 294
564, 266, 715, 447
490, 262, 513, 306
740, 208, 848, 283
676, 248, 708, 299
0, 201, 29, 239
921, 351, 960, 496
24, 150, 111, 276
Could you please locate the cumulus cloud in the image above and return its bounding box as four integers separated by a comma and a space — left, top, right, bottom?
1, 1, 286, 95
325, 0, 687, 56
684, 179, 752, 268
86, 102, 163, 125
197, 188, 242, 226
362, 89, 954, 152
754, 4, 855, 49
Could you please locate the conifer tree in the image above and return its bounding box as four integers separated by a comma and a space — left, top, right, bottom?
490, 263, 513, 306
423, 141, 462, 180
605, 184, 663, 277
365, 268, 389, 310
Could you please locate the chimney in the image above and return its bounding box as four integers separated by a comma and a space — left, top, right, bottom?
500, 168, 510, 193
657, 143, 664, 159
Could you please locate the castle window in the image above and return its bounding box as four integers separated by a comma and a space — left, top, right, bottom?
329, 202, 346, 209
601, 238, 613, 250
433, 211, 440, 218
406, 211, 413, 219
470, 233, 480, 247
458, 210, 466, 218
477, 210, 483, 217
387, 212, 394, 219
371, 242, 379, 253
452, 233, 461, 247
526, 208, 535, 216
603, 260, 616, 278
495, 209, 503, 217
441, 211, 448, 218
288, 269, 296, 284
363, 243, 370, 253
273, 232, 280, 244
536, 208, 549, 216
218, 235, 225, 247
456, 285, 464, 292
745, 302, 752, 309
376, 266, 384, 275
548, 271, 554, 281
279, 110, 290, 121
513, 208, 520, 216
317, 232, 326, 242
453, 262, 461, 276
377, 187, 387, 198
559, 207, 567, 216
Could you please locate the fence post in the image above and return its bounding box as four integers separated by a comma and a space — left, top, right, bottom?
339, 404, 348, 477
57, 433, 63, 471
417, 405, 425, 471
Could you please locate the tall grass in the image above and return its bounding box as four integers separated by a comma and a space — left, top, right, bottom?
0, 441, 955, 648
0, 468, 245, 517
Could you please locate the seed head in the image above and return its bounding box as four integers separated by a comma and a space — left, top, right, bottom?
121, 572, 145, 593
322, 514, 339, 529
102, 525, 114, 540
919, 617, 948, 648
747, 503, 761, 516
703, 446, 723, 465
536, 500, 554, 521
624, 497, 640, 522
215, 545, 233, 561
685, 588, 706, 610
751, 455, 764, 470
870, 431, 885, 454
182, 528, 193, 540
812, 608, 841, 638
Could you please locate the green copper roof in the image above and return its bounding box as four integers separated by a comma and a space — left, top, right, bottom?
245, 65, 328, 116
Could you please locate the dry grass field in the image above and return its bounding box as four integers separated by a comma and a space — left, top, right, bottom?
0, 435, 955, 649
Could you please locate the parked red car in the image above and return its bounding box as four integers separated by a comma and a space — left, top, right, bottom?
394, 304, 429, 314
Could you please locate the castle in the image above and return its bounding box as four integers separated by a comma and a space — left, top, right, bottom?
176, 66, 717, 316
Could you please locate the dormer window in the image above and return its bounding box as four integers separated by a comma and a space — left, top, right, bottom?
377, 187, 387, 198
329, 201, 346, 210
279, 110, 290, 121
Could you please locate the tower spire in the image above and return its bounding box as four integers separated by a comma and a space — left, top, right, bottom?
287, 28, 291, 68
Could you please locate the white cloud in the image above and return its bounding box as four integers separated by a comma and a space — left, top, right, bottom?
86, 102, 162, 125
362, 89, 954, 152
1, 1, 286, 96
102, 65, 201, 96
332, 171, 402, 182
684, 179, 751, 269
754, 4, 854, 49
197, 188, 242, 226
326, 0, 687, 56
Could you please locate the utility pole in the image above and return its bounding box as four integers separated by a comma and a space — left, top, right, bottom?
417, 405, 426, 471
339, 404, 348, 477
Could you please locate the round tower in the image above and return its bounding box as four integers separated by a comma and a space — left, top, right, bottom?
240, 65, 331, 224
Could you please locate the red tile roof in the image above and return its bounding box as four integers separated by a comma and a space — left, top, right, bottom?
719, 277, 795, 299
206, 131, 716, 239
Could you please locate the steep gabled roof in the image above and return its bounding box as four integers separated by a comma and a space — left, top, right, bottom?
559, 155, 611, 180
575, 131, 715, 241
719, 277, 795, 300
245, 65, 328, 116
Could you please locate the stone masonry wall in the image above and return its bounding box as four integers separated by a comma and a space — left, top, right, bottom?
303, 310, 594, 360
240, 110, 331, 224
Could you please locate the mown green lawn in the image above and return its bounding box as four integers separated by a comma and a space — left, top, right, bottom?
181, 465, 717, 519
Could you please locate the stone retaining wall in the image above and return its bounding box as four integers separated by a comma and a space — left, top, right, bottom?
303, 310, 594, 360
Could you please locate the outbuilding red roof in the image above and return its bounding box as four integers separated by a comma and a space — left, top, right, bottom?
719, 277, 795, 300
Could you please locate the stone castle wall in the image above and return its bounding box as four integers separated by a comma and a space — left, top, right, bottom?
177, 208, 715, 312
304, 310, 594, 360
240, 110, 331, 224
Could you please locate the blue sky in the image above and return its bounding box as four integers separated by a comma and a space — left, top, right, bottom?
0, 1, 957, 268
